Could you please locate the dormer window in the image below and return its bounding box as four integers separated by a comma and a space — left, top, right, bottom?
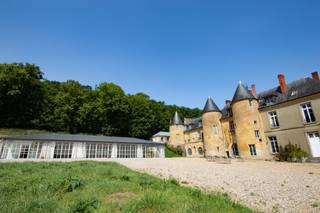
265, 97, 273, 105
291, 90, 298, 96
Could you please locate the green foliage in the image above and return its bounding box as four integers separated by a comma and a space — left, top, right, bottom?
0, 63, 44, 128
0, 63, 201, 139
165, 143, 183, 157
0, 162, 252, 213
277, 144, 308, 162
73, 198, 100, 213
65, 178, 84, 192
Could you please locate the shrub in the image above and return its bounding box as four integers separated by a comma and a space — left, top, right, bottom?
277, 144, 307, 162
73, 198, 100, 213
65, 178, 84, 192
165, 143, 183, 157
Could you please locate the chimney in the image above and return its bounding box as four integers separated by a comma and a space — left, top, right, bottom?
278, 74, 287, 94
251, 84, 257, 97
312, 71, 319, 80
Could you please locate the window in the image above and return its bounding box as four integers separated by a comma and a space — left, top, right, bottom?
0, 142, 7, 159
268, 136, 279, 153
265, 97, 273, 105
11, 142, 42, 159
85, 143, 112, 158
212, 125, 219, 135
117, 144, 137, 158
268, 111, 280, 128
143, 145, 159, 158
254, 130, 260, 139
198, 147, 203, 155
301, 103, 316, 123
249, 144, 257, 156
187, 148, 192, 155
229, 122, 235, 131
53, 143, 73, 159
232, 143, 239, 156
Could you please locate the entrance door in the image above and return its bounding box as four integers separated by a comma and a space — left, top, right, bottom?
307, 132, 320, 157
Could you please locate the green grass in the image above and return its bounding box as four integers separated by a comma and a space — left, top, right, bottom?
0, 161, 252, 213
165, 146, 182, 157
0, 128, 49, 136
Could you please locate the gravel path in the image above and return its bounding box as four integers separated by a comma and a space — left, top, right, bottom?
112, 158, 320, 213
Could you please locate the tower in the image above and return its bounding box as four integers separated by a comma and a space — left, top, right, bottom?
231, 82, 270, 159
202, 97, 226, 157
169, 112, 185, 148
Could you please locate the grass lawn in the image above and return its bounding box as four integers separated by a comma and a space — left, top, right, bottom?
0, 161, 252, 213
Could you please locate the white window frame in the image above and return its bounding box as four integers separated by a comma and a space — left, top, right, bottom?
268, 136, 279, 154
300, 102, 316, 123
254, 130, 260, 139
117, 144, 137, 158
249, 144, 257, 156
268, 111, 280, 128
53, 142, 73, 159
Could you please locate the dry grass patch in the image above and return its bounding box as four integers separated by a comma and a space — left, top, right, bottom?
106, 192, 137, 202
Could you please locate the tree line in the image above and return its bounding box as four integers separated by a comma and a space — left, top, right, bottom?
0, 63, 201, 139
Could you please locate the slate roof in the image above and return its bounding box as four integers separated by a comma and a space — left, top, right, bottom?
1, 133, 164, 145
170, 111, 183, 125
232, 82, 256, 103
258, 77, 320, 108
184, 117, 202, 132
221, 101, 232, 119
203, 97, 220, 113
152, 131, 170, 137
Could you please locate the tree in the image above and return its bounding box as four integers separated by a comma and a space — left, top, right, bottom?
0, 63, 44, 128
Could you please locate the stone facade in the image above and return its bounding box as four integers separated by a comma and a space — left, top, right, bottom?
168, 72, 320, 159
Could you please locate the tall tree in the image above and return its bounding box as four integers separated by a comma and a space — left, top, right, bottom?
0, 63, 44, 128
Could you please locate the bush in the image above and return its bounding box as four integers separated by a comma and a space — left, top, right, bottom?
73, 198, 100, 213
277, 144, 307, 162
165, 143, 183, 157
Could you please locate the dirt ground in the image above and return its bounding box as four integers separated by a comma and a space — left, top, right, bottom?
113, 158, 320, 213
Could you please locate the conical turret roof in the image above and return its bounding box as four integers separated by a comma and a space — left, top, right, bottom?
203, 97, 220, 113
170, 111, 183, 125
232, 82, 256, 103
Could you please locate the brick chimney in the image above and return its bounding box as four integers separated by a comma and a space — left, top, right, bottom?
312, 71, 319, 80
278, 74, 287, 94
251, 84, 257, 97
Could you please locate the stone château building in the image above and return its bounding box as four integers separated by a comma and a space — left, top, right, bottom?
169, 72, 320, 160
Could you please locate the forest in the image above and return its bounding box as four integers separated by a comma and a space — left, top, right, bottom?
0, 63, 201, 139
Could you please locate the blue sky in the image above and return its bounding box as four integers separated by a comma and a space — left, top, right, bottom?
1, 0, 320, 108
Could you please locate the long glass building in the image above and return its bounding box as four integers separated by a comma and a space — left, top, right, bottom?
0, 134, 165, 160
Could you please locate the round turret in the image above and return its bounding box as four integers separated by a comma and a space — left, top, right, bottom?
202, 97, 226, 157
169, 112, 185, 148
231, 82, 270, 159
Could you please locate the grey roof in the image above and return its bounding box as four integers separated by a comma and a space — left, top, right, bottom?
203, 97, 220, 113
232, 82, 256, 103
170, 111, 183, 125
221, 101, 232, 119
1, 133, 164, 145
258, 77, 320, 108
184, 117, 202, 132
152, 131, 170, 137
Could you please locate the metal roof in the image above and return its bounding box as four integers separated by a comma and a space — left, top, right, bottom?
1, 133, 164, 145
170, 111, 183, 125
232, 82, 256, 103
203, 97, 220, 113
152, 131, 170, 137
258, 77, 320, 108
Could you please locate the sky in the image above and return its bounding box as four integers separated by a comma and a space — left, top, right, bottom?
1, 0, 320, 109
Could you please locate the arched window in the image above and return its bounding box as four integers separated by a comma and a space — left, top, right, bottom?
198, 147, 203, 155
187, 148, 192, 156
